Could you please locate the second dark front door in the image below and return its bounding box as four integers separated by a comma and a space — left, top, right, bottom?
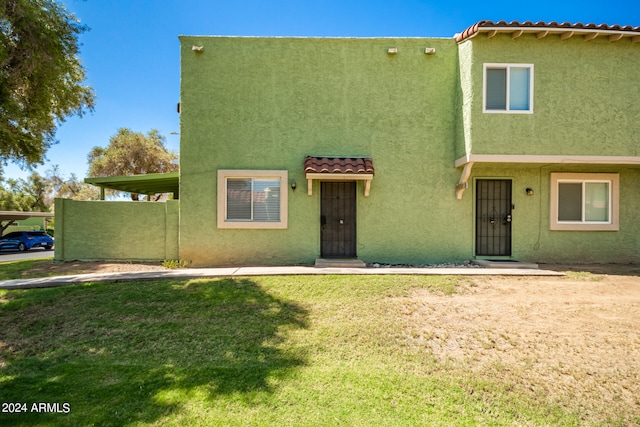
476, 179, 512, 256
321, 182, 357, 258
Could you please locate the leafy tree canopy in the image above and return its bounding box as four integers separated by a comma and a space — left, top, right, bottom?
88, 128, 179, 200
0, 0, 95, 167
0, 165, 98, 212
46, 164, 99, 202
0, 171, 48, 211
88, 128, 179, 177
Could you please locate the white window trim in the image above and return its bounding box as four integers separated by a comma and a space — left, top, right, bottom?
483, 63, 534, 114
217, 170, 288, 229
549, 173, 619, 231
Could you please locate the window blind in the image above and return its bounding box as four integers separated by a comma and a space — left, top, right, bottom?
509, 67, 530, 110
252, 179, 280, 222
227, 178, 252, 220
226, 178, 280, 222
486, 68, 507, 110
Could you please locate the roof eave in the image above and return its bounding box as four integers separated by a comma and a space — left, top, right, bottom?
455, 22, 640, 43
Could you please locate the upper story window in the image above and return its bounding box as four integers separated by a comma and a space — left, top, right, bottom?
483, 64, 534, 114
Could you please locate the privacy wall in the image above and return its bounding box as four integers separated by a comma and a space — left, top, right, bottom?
54, 199, 179, 262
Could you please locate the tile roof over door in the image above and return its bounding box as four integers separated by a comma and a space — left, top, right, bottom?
304, 156, 374, 175
304, 156, 375, 196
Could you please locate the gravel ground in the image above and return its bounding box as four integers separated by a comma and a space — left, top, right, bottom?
368, 260, 482, 268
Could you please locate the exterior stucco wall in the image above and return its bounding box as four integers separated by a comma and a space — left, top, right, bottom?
456, 40, 474, 159
461, 34, 640, 156
179, 37, 468, 266
178, 35, 640, 266
54, 199, 179, 262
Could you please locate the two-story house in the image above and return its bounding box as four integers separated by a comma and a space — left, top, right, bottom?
55, 21, 640, 266
454, 21, 640, 264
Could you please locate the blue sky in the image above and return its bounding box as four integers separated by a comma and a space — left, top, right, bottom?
5, 0, 639, 181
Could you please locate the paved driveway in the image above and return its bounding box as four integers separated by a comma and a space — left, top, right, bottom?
0, 249, 54, 262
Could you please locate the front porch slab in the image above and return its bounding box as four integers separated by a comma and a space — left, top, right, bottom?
472, 259, 539, 269
315, 258, 367, 268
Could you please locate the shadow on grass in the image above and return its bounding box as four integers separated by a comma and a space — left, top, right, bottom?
0, 277, 308, 425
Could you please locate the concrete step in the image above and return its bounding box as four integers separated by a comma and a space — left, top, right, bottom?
472, 259, 539, 269
315, 258, 367, 268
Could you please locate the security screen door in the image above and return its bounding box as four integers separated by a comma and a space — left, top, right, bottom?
475, 179, 512, 256
321, 182, 357, 258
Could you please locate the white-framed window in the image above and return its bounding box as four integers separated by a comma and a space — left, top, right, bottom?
483, 63, 534, 114
217, 170, 288, 229
549, 173, 619, 231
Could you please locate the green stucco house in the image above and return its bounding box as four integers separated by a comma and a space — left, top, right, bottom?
55, 21, 640, 266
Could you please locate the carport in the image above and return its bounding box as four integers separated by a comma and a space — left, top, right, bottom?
0, 211, 54, 236
84, 172, 179, 200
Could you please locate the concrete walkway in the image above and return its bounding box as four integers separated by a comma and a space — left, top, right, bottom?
0, 265, 564, 290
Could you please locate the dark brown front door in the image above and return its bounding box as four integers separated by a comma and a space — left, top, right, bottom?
476, 179, 512, 256
321, 182, 357, 258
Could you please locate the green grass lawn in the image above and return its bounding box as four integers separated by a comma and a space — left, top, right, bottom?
0, 258, 56, 281
0, 275, 593, 426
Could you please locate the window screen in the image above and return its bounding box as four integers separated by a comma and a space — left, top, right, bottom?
558, 183, 582, 221
486, 68, 507, 110
226, 178, 280, 222
509, 67, 531, 110
585, 182, 609, 222
227, 178, 252, 220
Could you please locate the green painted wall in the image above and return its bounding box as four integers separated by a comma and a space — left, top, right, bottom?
179, 37, 469, 266
459, 34, 640, 156
164, 200, 179, 260
179, 35, 640, 266
54, 199, 179, 262
456, 40, 474, 159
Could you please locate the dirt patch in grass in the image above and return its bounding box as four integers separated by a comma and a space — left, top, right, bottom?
401, 268, 640, 424
26, 260, 167, 275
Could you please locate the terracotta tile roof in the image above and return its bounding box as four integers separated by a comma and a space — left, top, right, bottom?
455, 20, 640, 43
304, 156, 374, 175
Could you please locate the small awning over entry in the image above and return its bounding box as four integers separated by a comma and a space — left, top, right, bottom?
304, 156, 375, 196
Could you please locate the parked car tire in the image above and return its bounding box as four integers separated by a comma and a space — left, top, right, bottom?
44, 246, 53, 251
18, 242, 26, 252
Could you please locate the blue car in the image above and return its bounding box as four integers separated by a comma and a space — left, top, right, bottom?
0, 231, 54, 252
